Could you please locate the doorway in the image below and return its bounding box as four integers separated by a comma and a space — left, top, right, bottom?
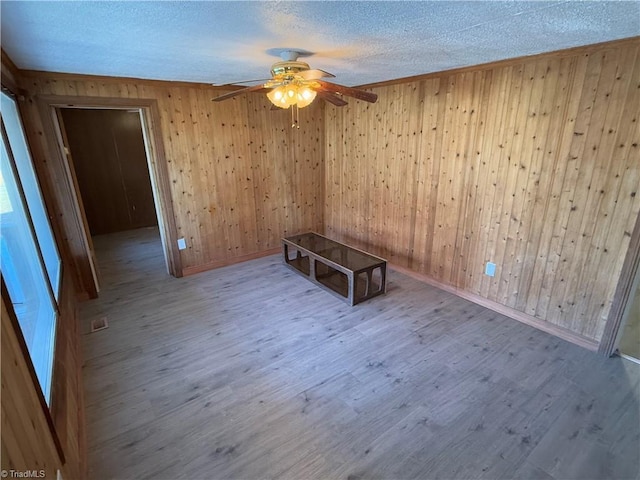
57, 108, 164, 290
36, 95, 181, 299
60, 109, 157, 236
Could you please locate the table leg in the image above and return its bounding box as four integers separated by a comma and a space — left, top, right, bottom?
347, 272, 354, 306
310, 257, 316, 281
381, 265, 387, 293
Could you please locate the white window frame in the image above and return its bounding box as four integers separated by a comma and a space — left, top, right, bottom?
1, 91, 61, 404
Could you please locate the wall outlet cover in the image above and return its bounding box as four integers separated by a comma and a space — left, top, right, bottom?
485, 262, 496, 277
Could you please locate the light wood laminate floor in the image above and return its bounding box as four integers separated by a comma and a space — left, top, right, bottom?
80, 227, 640, 480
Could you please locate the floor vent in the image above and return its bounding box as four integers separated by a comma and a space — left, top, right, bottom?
91, 317, 109, 333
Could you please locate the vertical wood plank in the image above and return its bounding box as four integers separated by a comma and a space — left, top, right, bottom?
324, 38, 640, 344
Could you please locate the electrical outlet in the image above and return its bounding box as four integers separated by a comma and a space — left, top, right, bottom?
177, 238, 187, 250
485, 262, 496, 277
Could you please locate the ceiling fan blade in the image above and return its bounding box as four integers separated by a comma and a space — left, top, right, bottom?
297, 69, 335, 81
212, 78, 273, 86
315, 80, 378, 103
316, 90, 348, 107
212, 84, 268, 102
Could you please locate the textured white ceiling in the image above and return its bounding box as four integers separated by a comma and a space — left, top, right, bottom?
1, 1, 638, 87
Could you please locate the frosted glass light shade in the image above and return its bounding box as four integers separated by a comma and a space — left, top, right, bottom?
296, 87, 316, 108
267, 84, 317, 109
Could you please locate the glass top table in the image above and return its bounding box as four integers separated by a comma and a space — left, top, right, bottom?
282, 232, 387, 306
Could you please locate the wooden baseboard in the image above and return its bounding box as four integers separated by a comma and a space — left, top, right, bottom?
182, 247, 281, 276
389, 263, 599, 352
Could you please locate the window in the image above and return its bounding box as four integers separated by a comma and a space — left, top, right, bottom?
1, 91, 61, 403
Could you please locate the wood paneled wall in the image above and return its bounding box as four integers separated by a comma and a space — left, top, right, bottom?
1, 296, 60, 480
2, 283, 55, 478
1, 49, 21, 94
1, 273, 85, 480
325, 38, 640, 343
50, 271, 86, 480
18, 75, 324, 274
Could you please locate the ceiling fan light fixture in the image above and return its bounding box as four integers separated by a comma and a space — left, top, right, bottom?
212, 49, 377, 110
267, 83, 317, 109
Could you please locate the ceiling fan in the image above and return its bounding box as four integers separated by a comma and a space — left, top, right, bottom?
211, 49, 378, 109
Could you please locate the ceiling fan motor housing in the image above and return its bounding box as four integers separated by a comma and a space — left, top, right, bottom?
270, 61, 311, 78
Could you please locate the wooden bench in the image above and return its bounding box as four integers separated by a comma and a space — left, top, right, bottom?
282, 232, 387, 306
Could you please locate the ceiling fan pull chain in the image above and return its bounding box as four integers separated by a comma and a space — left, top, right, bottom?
291, 105, 300, 129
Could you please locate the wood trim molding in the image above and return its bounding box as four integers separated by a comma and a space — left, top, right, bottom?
182, 247, 281, 276
599, 212, 640, 356
139, 100, 183, 277
357, 36, 640, 89
35, 94, 182, 281
1, 48, 23, 94
35, 97, 99, 298
19, 69, 236, 92
1, 277, 66, 464
389, 263, 599, 352
36, 94, 163, 110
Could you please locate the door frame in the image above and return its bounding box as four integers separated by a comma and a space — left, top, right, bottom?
36, 95, 182, 296
599, 212, 640, 356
